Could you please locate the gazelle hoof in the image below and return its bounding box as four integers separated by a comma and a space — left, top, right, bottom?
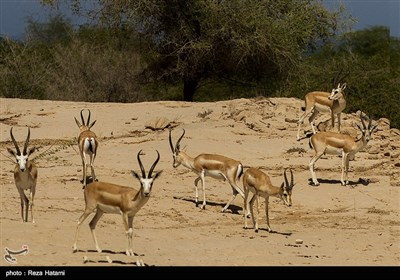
255, 229, 258, 233
200, 205, 206, 210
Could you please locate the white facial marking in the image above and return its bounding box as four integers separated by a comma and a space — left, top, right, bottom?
16, 154, 28, 171
140, 178, 154, 196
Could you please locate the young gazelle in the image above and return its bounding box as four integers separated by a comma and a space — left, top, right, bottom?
169, 128, 245, 212
7, 127, 38, 223
73, 150, 162, 256
74, 109, 98, 188
297, 71, 349, 141
309, 113, 378, 186
243, 168, 294, 232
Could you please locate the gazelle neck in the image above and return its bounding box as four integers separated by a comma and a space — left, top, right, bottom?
179, 151, 197, 171
132, 188, 150, 207
354, 134, 368, 152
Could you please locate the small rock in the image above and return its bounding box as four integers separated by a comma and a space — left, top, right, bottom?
395, 162, 400, 167
322, 208, 328, 212
125, 121, 131, 124
384, 152, 390, 157
295, 239, 303, 245
284, 118, 298, 123
368, 154, 380, 160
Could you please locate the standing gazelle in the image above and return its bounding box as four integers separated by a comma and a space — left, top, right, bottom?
169, 128, 245, 212
243, 168, 294, 232
7, 127, 37, 223
297, 71, 349, 141
73, 150, 162, 256
74, 109, 98, 188
309, 113, 378, 186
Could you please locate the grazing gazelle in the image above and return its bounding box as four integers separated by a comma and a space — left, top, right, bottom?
73, 150, 162, 256
243, 167, 294, 232
74, 109, 98, 188
297, 71, 349, 141
7, 127, 37, 223
169, 128, 245, 212
309, 113, 378, 186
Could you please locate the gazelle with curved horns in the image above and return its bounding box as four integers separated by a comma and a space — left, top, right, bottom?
74, 109, 98, 188
297, 70, 349, 141
169, 128, 245, 212
7, 127, 38, 223
73, 150, 162, 256
309, 113, 378, 186
243, 167, 294, 232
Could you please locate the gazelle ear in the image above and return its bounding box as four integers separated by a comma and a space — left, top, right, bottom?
280, 182, 285, 189
7, 148, 16, 156
74, 117, 81, 127
131, 170, 141, 180
341, 83, 346, 90
152, 170, 163, 180
27, 146, 36, 155
89, 120, 97, 129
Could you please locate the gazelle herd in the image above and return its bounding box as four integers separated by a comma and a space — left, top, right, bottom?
6, 74, 379, 258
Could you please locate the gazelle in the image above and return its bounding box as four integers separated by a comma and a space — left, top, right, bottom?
7, 127, 37, 223
243, 168, 294, 232
309, 113, 378, 186
73, 150, 162, 256
74, 109, 98, 188
297, 71, 349, 141
169, 128, 245, 212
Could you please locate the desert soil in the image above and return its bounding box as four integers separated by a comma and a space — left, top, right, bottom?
0, 97, 399, 266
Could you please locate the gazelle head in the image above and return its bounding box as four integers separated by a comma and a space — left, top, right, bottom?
7, 127, 36, 172
328, 83, 346, 100
279, 168, 294, 207
168, 128, 186, 168
356, 113, 378, 143
74, 109, 97, 133
131, 150, 162, 197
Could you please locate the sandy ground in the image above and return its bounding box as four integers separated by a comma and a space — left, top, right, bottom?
0, 97, 399, 267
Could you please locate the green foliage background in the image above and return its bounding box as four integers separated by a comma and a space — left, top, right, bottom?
1, 2, 399, 128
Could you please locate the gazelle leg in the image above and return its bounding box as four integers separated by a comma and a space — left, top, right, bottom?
345, 153, 351, 185
331, 112, 335, 130
200, 170, 206, 210
17, 188, 28, 222
73, 208, 93, 252
249, 194, 258, 232
29, 185, 36, 223
194, 177, 200, 207
82, 152, 88, 187
121, 213, 131, 256
90, 153, 97, 182
244, 187, 249, 229
341, 151, 348, 185
337, 113, 341, 132
309, 152, 324, 186
127, 216, 134, 256
89, 209, 104, 253
221, 183, 239, 213
265, 197, 272, 232
309, 110, 319, 134
19, 196, 25, 222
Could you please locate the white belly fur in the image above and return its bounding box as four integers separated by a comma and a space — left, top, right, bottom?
314, 103, 331, 114
205, 170, 226, 180
97, 203, 121, 214
325, 146, 342, 155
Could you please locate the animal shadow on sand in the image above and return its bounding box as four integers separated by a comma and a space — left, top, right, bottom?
173, 196, 243, 214
308, 178, 370, 187
76, 249, 150, 266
